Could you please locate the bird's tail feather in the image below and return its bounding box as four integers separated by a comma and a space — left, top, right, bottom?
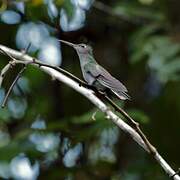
112, 90, 131, 100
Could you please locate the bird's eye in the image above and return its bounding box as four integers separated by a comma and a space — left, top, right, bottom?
80, 44, 87, 48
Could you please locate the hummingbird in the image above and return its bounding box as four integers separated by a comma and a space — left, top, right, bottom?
59, 40, 130, 100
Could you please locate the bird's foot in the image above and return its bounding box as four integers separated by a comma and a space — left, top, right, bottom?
92, 109, 98, 121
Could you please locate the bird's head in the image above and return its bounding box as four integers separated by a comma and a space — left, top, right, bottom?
59, 40, 92, 55
75, 43, 92, 55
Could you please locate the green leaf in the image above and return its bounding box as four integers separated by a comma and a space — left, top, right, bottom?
114, 2, 164, 22
0, 108, 10, 122
61, 0, 75, 21
127, 109, 150, 124
70, 109, 105, 124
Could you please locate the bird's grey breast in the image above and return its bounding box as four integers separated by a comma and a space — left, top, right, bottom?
82, 64, 105, 91
83, 71, 95, 85
81, 62, 98, 85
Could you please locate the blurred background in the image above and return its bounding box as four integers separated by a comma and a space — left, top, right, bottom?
0, 0, 180, 179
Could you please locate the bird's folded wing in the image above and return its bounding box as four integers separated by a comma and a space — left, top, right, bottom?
86, 63, 130, 99
97, 73, 130, 100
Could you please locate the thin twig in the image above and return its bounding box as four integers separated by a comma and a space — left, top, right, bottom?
0, 48, 17, 61
1, 66, 26, 108
32, 60, 88, 87
103, 95, 156, 154
0, 47, 88, 87
0, 63, 11, 87
25, 43, 32, 53
0, 48, 18, 88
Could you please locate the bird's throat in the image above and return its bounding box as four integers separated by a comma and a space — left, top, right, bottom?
77, 52, 96, 67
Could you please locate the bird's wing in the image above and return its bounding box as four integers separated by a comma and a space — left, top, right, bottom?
85, 63, 130, 100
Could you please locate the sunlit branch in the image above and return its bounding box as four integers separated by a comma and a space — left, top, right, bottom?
0, 44, 179, 180
0, 46, 157, 155
103, 95, 156, 155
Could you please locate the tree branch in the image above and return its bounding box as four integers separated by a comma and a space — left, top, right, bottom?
93, 1, 132, 23
103, 95, 156, 155
1, 65, 26, 108
0, 44, 179, 180
0, 46, 157, 154
0, 63, 11, 87
93, 1, 144, 25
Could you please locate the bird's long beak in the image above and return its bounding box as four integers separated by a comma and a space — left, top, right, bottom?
58, 39, 77, 48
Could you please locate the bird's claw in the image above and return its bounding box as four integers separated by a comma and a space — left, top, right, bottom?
92, 110, 98, 121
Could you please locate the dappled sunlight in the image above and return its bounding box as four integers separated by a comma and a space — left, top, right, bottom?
63, 143, 82, 167
59, 0, 93, 31
60, 7, 85, 32
1, 10, 21, 24
13, 77, 30, 96
31, 118, 46, 130
30, 119, 60, 153
16, 23, 49, 52
7, 97, 27, 119
76, 0, 94, 10
29, 133, 60, 153
0, 155, 40, 180
46, 0, 58, 19
88, 127, 119, 164
16, 22, 62, 65
38, 37, 62, 66
10, 154, 39, 180
14, 1, 24, 13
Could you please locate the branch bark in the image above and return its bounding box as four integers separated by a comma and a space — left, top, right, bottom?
0, 44, 179, 180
